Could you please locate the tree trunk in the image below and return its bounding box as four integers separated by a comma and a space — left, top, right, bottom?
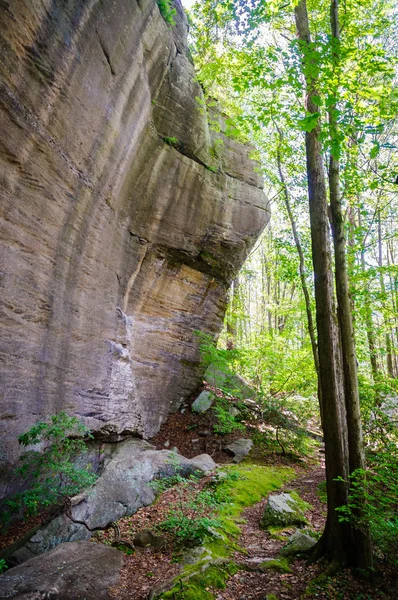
358, 209, 379, 381
378, 211, 395, 378
328, 0, 372, 570
295, 0, 352, 564
275, 134, 322, 422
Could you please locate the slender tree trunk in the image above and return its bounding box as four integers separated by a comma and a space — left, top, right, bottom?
378, 211, 395, 378
226, 277, 239, 350
295, 0, 352, 564
358, 209, 379, 381
328, 0, 372, 570
275, 135, 322, 421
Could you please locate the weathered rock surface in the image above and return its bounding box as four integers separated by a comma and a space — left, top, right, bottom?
205, 365, 257, 398
280, 530, 317, 556
0, 0, 268, 494
0, 541, 124, 599
224, 438, 253, 463
192, 391, 214, 413
260, 492, 307, 529
5, 439, 216, 564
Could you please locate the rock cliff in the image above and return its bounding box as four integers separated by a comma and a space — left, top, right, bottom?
0, 0, 268, 495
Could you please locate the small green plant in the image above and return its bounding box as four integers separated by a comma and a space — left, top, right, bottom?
157, 511, 221, 547
157, 0, 176, 26
5, 412, 97, 520
212, 397, 245, 436
163, 135, 179, 146
0, 558, 8, 573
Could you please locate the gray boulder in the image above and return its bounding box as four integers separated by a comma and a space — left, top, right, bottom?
280, 530, 317, 556
261, 492, 307, 529
6, 440, 216, 565
0, 541, 124, 599
205, 365, 256, 399
192, 391, 214, 413
224, 438, 253, 463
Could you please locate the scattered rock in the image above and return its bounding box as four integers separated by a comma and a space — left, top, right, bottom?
205, 366, 257, 399
192, 391, 215, 413
182, 546, 213, 565
259, 558, 292, 574
189, 454, 217, 472
133, 529, 165, 549
198, 429, 211, 437
224, 438, 253, 463
280, 530, 317, 556
0, 541, 124, 599
6, 440, 216, 565
260, 492, 308, 529
229, 406, 241, 417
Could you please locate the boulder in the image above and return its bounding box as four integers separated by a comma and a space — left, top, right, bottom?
6, 440, 216, 565
280, 530, 317, 556
224, 438, 253, 463
192, 391, 214, 413
0, 541, 124, 599
205, 366, 257, 399
260, 492, 307, 529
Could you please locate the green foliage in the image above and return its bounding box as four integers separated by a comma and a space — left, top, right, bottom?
158, 512, 221, 547
212, 397, 245, 436
0, 558, 8, 573
163, 136, 179, 146
157, 0, 176, 27
5, 413, 97, 520
336, 443, 398, 571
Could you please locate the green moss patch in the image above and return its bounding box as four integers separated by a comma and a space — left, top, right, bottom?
260, 558, 292, 574
159, 464, 293, 599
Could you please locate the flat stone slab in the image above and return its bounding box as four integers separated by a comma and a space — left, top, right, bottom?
224, 438, 253, 463
0, 541, 124, 599
261, 492, 307, 529
192, 391, 214, 413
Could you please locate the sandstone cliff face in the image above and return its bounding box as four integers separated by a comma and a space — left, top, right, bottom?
0, 0, 268, 494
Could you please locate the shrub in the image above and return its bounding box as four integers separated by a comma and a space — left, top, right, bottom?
336, 443, 398, 572
212, 397, 245, 435
4, 412, 97, 520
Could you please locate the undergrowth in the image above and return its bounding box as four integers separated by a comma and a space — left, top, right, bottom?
159, 463, 294, 599
2, 413, 97, 524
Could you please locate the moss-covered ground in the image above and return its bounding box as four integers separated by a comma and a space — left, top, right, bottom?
160, 463, 294, 599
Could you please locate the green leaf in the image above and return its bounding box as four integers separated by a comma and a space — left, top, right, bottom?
298, 112, 320, 133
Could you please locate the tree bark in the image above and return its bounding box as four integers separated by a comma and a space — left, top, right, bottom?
328, 0, 372, 570
358, 209, 379, 381
275, 134, 322, 422
295, 0, 352, 564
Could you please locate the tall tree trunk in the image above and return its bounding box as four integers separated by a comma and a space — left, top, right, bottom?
226, 276, 239, 350
328, 0, 372, 570
378, 211, 395, 378
275, 135, 323, 422
295, 0, 352, 564
358, 209, 379, 381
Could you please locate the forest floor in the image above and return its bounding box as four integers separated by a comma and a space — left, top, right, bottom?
1, 388, 396, 600
102, 396, 396, 600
